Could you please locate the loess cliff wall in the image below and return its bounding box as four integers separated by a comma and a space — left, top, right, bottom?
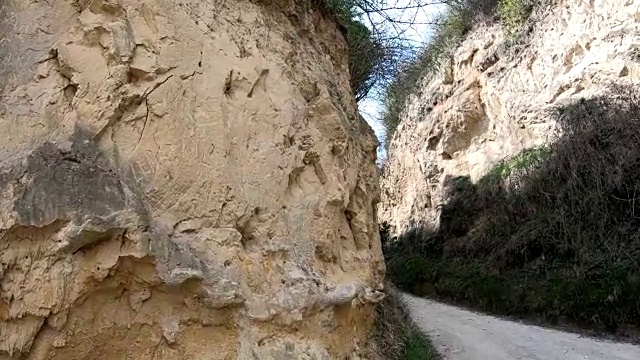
380, 0, 640, 234
0, 0, 384, 359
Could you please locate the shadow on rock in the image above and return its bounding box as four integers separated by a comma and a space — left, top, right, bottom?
383, 85, 640, 337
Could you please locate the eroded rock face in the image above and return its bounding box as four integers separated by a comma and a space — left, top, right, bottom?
0, 0, 383, 359
380, 0, 640, 234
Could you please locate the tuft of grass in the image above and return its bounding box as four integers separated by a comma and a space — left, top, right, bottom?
499, 0, 536, 40
485, 146, 550, 181
402, 329, 440, 360
384, 87, 640, 335
364, 284, 440, 360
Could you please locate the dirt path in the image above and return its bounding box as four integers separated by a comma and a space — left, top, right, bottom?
402, 293, 640, 360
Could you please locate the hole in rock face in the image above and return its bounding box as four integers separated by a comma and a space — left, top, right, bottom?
64, 84, 78, 101
442, 152, 452, 160
428, 136, 440, 150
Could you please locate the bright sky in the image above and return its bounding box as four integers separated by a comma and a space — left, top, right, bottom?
356, 1, 445, 158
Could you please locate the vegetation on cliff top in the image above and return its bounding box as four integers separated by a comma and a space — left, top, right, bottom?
384, 88, 640, 336
324, 0, 385, 101
323, 1, 458, 106
323, 0, 434, 103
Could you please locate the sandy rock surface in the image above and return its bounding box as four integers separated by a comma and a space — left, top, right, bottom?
0, 0, 383, 359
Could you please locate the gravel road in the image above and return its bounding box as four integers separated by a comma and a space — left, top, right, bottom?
402, 293, 640, 360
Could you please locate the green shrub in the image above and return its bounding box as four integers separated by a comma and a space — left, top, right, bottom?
323, 0, 385, 101
346, 21, 384, 101
384, 88, 640, 334
386, 255, 432, 290
499, 0, 536, 39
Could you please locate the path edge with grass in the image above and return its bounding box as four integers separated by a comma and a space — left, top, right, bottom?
363, 283, 440, 360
